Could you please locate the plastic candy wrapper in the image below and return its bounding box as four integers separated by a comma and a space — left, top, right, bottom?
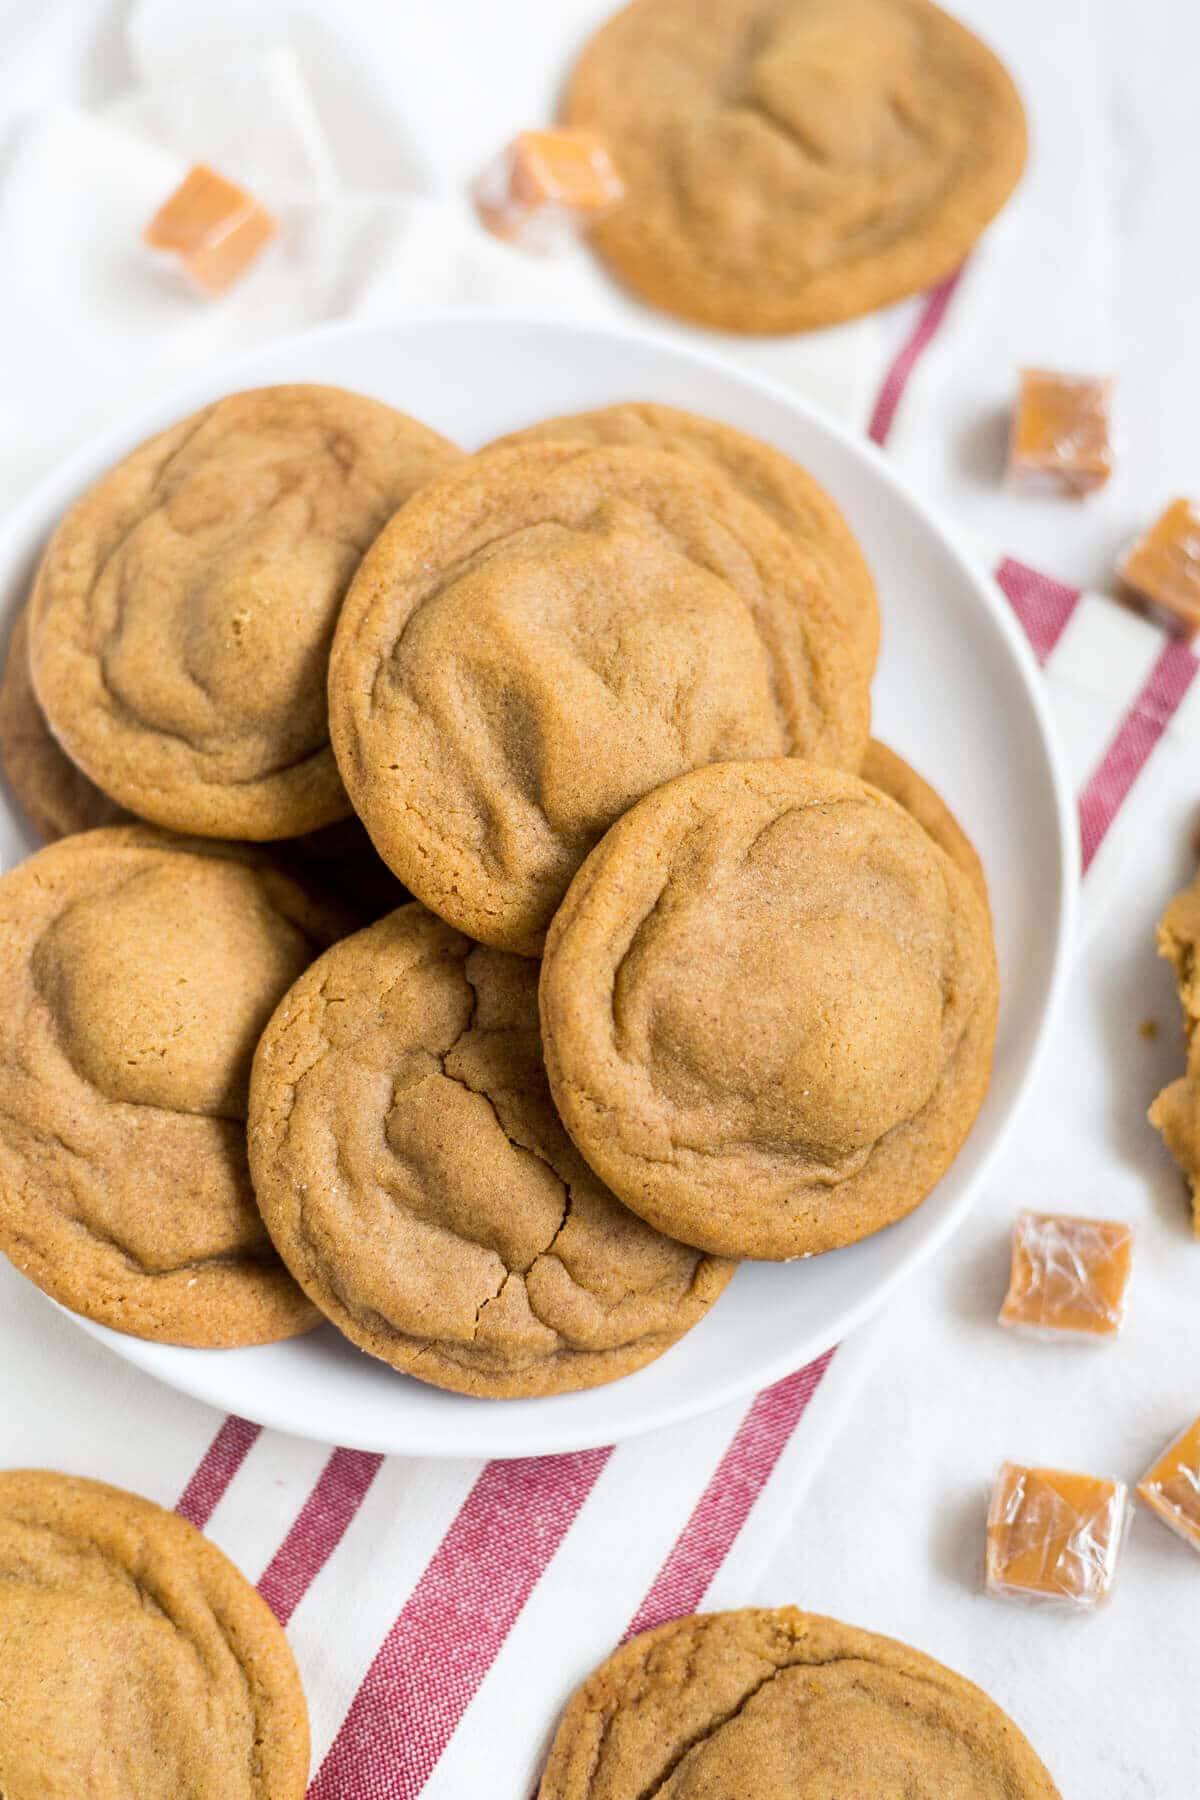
475, 130, 623, 252
1008, 368, 1113, 497
144, 163, 277, 295
1136, 1416, 1200, 1555
985, 1462, 1128, 1609
998, 1209, 1133, 1340
1118, 498, 1200, 638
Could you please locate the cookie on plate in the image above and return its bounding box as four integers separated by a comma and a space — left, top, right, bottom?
536, 1607, 1060, 1798
540, 759, 998, 1259
490, 401, 879, 677
860, 737, 988, 905
0, 1468, 309, 1798
567, 0, 1027, 333
248, 903, 734, 1397
0, 605, 129, 841
329, 442, 870, 955
28, 385, 462, 840
0, 826, 349, 1344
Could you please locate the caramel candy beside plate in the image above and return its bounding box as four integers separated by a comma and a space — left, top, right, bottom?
476, 129, 623, 248
1119, 498, 1200, 637
145, 163, 277, 295
1137, 1416, 1200, 1555
985, 1462, 1128, 1609
1008, 369, 1113, 498
998, 1210, 1133, 1339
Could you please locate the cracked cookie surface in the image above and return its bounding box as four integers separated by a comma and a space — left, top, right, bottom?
28, 385, 462, 840
536, 1607, 1060, 1798
489, 402, 879, 679
328, 441, 869, 956
0, 826, 348, 1344
0, 1468, 309, 1800
247, 902, 735, 1397
540, 759, 998, 1260
567, 0, 1027, 333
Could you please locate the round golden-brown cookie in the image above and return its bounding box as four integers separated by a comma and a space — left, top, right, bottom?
28, 386, 462, 841
540, 759, 998, 1260
0, 605, 129, 840
860, 737, 988, 905
490, 402, 879, 677
567, 0, 1027, 334
248, 903, 734, 1397
329, 442, 870, 956
536, 1607, 1060, 1798
0, 1469, 309, 1799
0, 826, 350, 1344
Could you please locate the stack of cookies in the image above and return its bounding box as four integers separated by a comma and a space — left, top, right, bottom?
0, 385, 998, 1398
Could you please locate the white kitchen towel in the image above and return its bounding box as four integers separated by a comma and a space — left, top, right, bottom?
0, 0, 1196, 1795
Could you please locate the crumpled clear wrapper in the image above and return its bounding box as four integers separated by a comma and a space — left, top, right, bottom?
985, 1462, 1129, 1609
998, 1210, 1133, 1340
1137, 1416, 1200, 1555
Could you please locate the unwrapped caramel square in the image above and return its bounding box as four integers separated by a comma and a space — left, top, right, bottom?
986, 1462, 1127, 1608
475, 130, 623, 247
1137, 1416, 1200, 1554
1118, 499, 1200, 637
999, 1210, 1133, 1339
144, 164, 277, 295
1008, 369, 1113, 497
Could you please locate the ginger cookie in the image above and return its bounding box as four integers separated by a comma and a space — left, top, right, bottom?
537, 1607, 1060, 1798
248, 903, 734, 1397
540, 759, 998, 1260
860, 737, 988, 905
0, 1468, 309, 1798
28, 386, 462, 841
0, 605, 129, 841
1149, 866, 1200, 1233
490, 401, 879, 677
0, 826, 349, 1344
329, 442, 870, 955
567, 0, 1027, 334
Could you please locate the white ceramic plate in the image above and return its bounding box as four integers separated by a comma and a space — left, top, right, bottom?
0, 311, 1077, 1457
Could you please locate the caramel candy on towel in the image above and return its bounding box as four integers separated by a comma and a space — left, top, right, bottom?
475, 130, 623, 248
999, 1210, 1133, 1339
1137, 1416, 1200, 1556
985, 1462, 1128, 1609
1119, 498, 1200, 637
145, 163, 277, 294
1008, 369, 1113, 497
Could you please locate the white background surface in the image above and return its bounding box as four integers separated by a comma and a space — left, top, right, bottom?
0, 1, 1198, 1794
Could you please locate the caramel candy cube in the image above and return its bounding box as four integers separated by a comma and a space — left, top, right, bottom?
1118, 498, 1200, 637
1008, 369, 1114, 497
999, 1210, 1133, 1339
986, 1462, 1127, 1608
144, 164, 277, 295
1137, 1416, 1200, 1554
475, 130, 624, 247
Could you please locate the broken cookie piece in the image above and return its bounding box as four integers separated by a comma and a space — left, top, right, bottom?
1149, 866, 1200, 1233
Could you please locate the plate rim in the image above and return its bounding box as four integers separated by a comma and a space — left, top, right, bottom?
3, 306, 1080, 1457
